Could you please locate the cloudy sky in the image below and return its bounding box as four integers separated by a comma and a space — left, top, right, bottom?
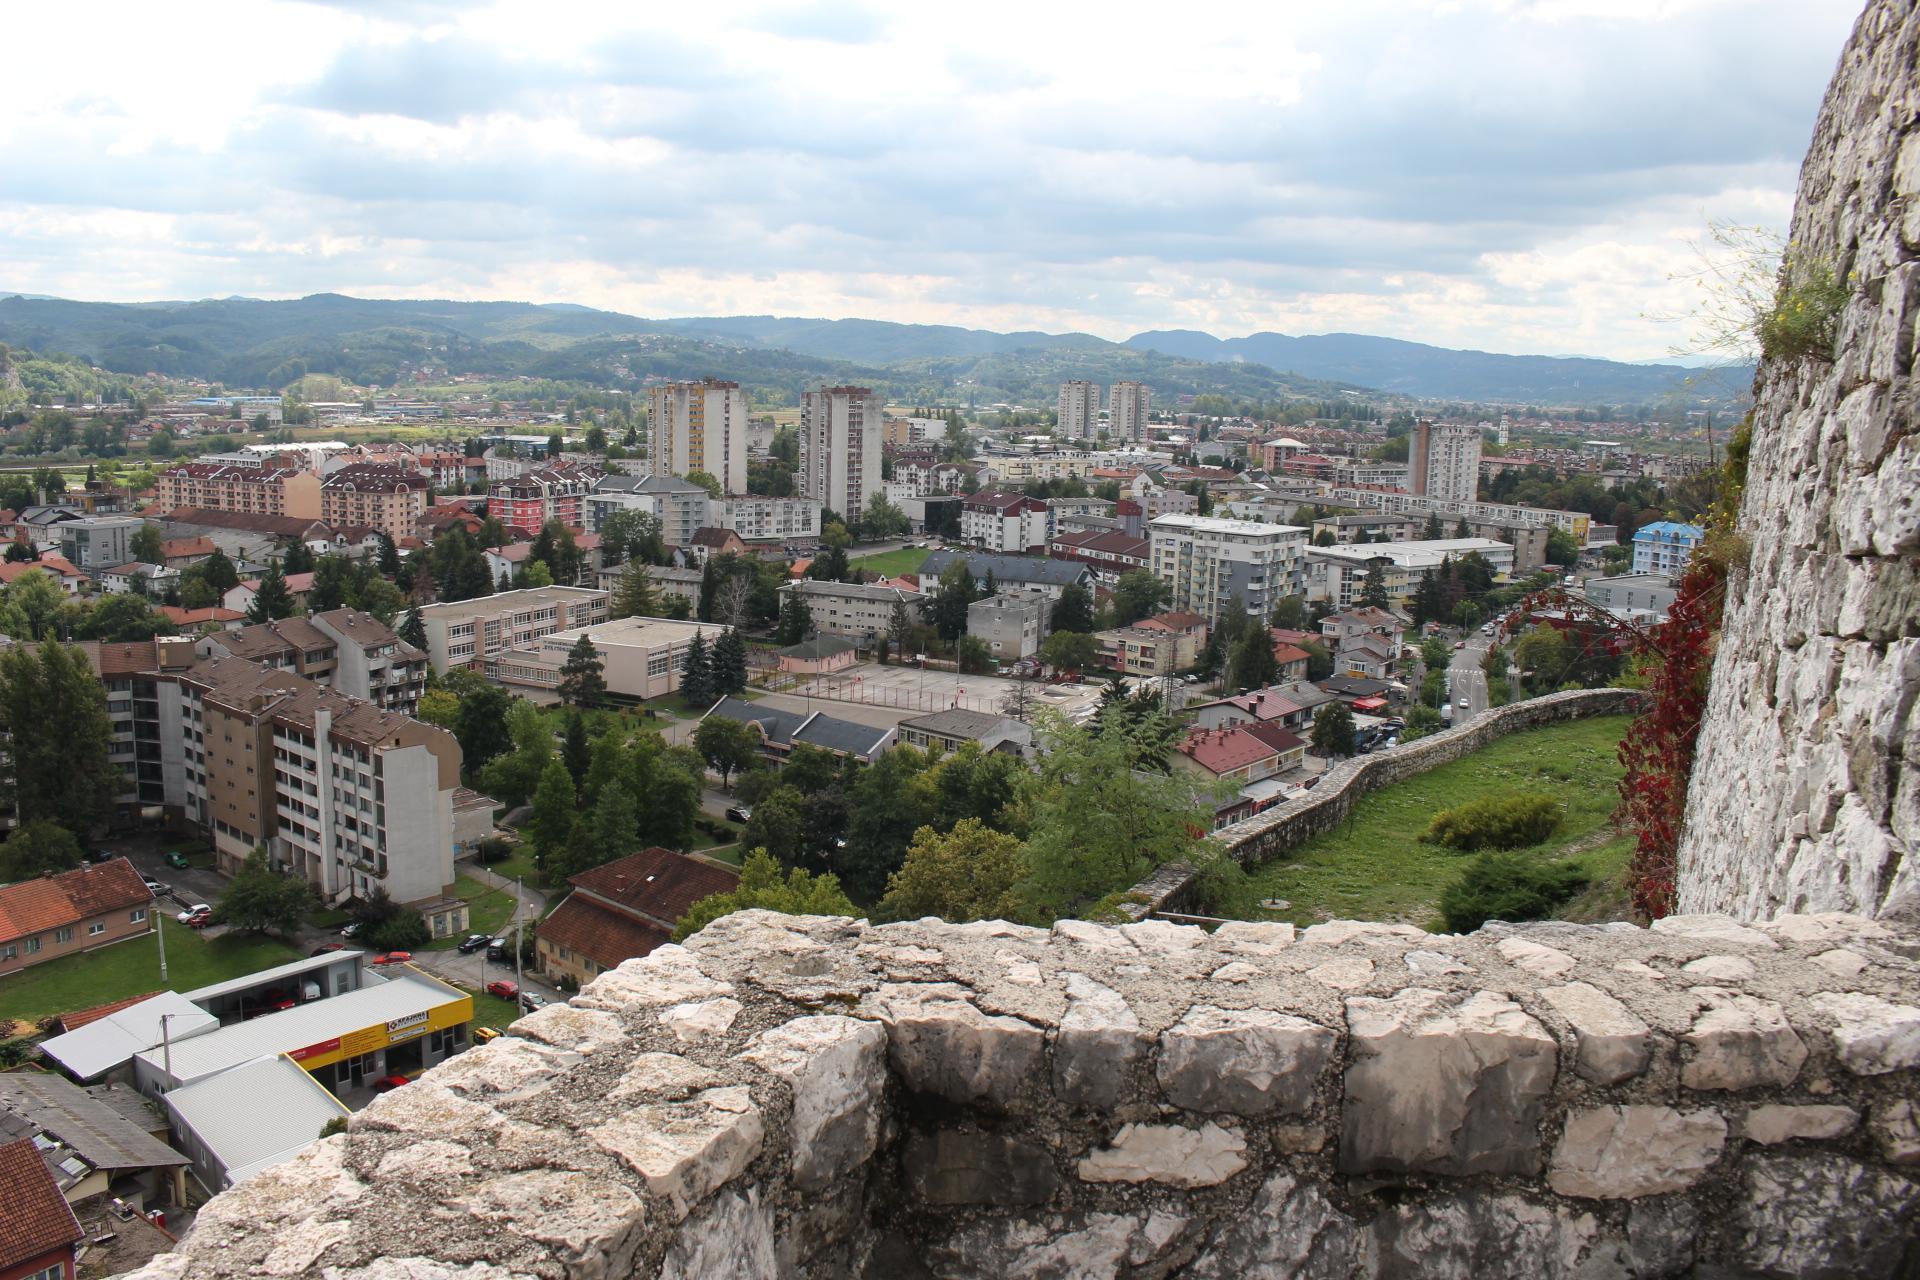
0, 0, 1857, 360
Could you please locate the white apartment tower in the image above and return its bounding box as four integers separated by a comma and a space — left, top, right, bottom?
1411, 420, 1483, 504
799, 385, 883, 519
1057, 380, 1100, 439
648, 379, 749, 496
1148, 514, 1307, 622
1108, 381, 1150, 442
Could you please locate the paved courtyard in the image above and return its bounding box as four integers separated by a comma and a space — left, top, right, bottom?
786, 662, 1109, 723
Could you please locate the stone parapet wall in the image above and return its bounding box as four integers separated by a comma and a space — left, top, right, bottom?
1677, 0, 1920, 919
124, 907, 1920, 1278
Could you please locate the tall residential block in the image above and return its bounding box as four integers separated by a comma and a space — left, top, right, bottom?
1107, 381, 1151, 442
1057, 380, 1100, 439
1148, 513, 1307, 621
1411, 420, 1483, 504
648, 380, 749, 496
799, 386, 883, 520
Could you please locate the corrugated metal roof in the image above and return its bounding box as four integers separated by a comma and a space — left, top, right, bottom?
182, 951, 363, 1003
0, 1074, 187, 1171
138, 972, 466, 1086
38, 992, 218, 1081
163, 1055, 347, 1186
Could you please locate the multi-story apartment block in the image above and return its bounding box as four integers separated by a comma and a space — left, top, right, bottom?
1108, 381, 1151, 443
777, 580, 920, 645
1057, 380, 1100, 439
154, 463, 322, 520
966, 592, 1047, 661
960, 490, 1050, 553
55, 515, 142, 571
648, 380, 749, 496
972, 450, 1093, 487
1333, 461, 1412, 490
176, 656, 461, 906
1412, 421, 1484, 504
915, 550, 1094, 602
1631, 521, 1705, 575
713, 494, 822, 544
1048, 529, 1150, 584
585, 475, 713, 548
199, 609, 428, 715
1305, 537, 1516, 608
488, 465, 597, 535
799, 386, 882, 519
483, 615, 716, 701
1149, 514, 1308, 621
1319, 487, 1591, 541
320, 464, 431, 540
416, 586, 610, 672
76, 638, 199, 815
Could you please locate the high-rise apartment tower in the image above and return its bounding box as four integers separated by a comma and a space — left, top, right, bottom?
799, 385, 883, 519
648, 379, 749, 496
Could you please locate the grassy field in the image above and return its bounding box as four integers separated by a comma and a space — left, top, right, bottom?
424, 874, 522, 950
1240, 715, 1633, 931
0, 919, 302, 1025
850, 546, 930, 578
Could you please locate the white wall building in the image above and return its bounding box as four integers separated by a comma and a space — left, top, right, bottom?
1413, 421, 1484, 504
1108, 381, 1151, 443
1305, 537, 1516, 608
1148, 514, 1307, 621
647, 379, 749, 496
713, 494, 822, 544
1057, 380, 1100, 440
416, 586, 610, 672
799, 385, 883, 519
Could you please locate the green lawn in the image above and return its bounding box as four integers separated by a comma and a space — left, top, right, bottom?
425, 875, 521, 950
850, 546, 930, 578
1240, 715, 1633, 931
0, 919, 302, 1025
473, 848, 540, 889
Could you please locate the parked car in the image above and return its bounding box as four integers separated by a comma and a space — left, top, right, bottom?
486, 980, 519, 999
339, 921, 362, 937
456, 934, 492, 955
1453, 640, 1465, 650
370, 951, 413, 966
164, 851, 191, 870
89, 849, 117, 864
1456, 697, 1471, 709
725, 806, 751, 823
486, 939, 512, 963
473, 1026, 502, 1044
176, 904, 212, 924
185, 911, 216, 930
371, 1074, 411, 1093
519, 992, 549, 1013
310, 943, 345, 957
142, 878, 168, 896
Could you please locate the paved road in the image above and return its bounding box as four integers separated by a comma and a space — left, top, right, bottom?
1447, 634, 1493, 722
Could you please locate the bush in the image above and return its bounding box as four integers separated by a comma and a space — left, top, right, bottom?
1440, 851, 1590, 933
1758, 258, 1850, 361
475, 837, 514, 864
1420, 792, 1562, 852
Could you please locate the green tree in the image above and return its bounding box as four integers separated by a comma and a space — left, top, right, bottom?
453, 683, 516, 773
611, 560, 660, 619
130, 522, 165, 565
399, 605, 426, 649
694, 716, 759, 788
1421, 635, 1452, 672
1311, 701, 1356, 757
858, 492, 910, 539
555, 634, 606, 708
1228, 625, 1278, 692
956, 634, 994, 674
684, 470, 722, 499
773, 592, 813, 646
1268, 593, 1308, 630
1515, 624, 1573, 693
376, 532, 401, 576
1300, 640, 1335, 681
562, 711, 591, 789
740, 786, 807, 866
929, 563, 976, 644
672, 848, 857, 940
307, 556, 354, 612
876, 819, 1026, 923
1047, 583, 1094, 634
476, 701, 556, 808
200, 547, 240, 594
76, 594, 166, 643
1440, 850, 1590, 933
0, 820, 83, 881
586, 779, 640, 866
0, 570, 67, 641
282, 540, 315, 574
247, 564, 296, 623
215, 849, 319, 935
680, 631, 714, 706
1545, 527, 1580, 567
711, 628, 749, 697
0, 644, 115, 832
1357, 561, 1391, 609
528, 757, 580, 866
636, 753, 701, 851
1037, 629, 1095, 672
1110, 570, 1170, 627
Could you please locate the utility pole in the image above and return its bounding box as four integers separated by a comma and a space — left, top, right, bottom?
159, 1013, 174, 1086
155, 911, 168, 985
512, 878, 524, 996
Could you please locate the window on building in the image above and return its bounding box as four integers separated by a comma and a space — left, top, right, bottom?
54, 927, 73, 944
88, 922, 106, 936
132, 909, 147, 923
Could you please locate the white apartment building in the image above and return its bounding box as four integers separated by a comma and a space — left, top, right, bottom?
972, 450, 1094, 487
1320, 487, 1591, 540
1305, 537, 1516, 608
417, 586, 611, 672
960, 491, 1051, 553
1149, 514, 1307, 621
799, 385, 883, 519
1413, 421, 1484, 504
713, 494, 822, 543
585, 475, 713, 547
1108, 381, 1151, 443
648, 380, 749, 496
778, 579, 921, 644
484, 615, 716, 701
1057, 380, 1100, 439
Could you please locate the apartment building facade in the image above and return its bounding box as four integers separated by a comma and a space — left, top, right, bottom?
55, 515, 142, 570
647, 380, 749, 496
1412, 421, 1484, 504
1320, 486, 1591, 541
1305, 537, 1516, 608
416, 586, 611, 672
319, 464, 430, 540
1631, 521, 1705, 575
1149, 514, 1307, 621
585, 475, 712, 548
777, 580, 920, 644
483, 615, 713, 701
1057, 380, 1100, 439
1108, 381, 1151, 442
712, 494, 822, 544
199, 610, 428, 715
960, 490, 1050, 553
153, 464, 321, 520
799, 386, 882, 519
966, 592, 1047, 661
488, 465, 597, 535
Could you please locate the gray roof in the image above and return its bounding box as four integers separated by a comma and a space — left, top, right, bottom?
783, 579, 923, 603
162, 1055, 347, 1186
37, 992, 219, 1081
918, 550, 1092, 588
791, 713, 894, 757
0, 1074, 188, 1171
777, 636, 857, 660
899, 708, 1015, 739
593, 474, 708, 496
182, 951, 362, 1004
707, 696, 807, 745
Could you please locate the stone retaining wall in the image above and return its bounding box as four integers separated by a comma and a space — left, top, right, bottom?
123, 907, 1920, 1278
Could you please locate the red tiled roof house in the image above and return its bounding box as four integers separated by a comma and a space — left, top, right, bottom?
0, 860, 155, 977
535, 849, 738, 988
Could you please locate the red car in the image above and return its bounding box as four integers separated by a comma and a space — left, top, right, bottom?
371, 1074, 411, 1092
485, 979, 518, 999
185, 911, 215, 930
370, 951, 413, 966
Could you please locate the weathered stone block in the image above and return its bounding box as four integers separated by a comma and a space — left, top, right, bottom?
1184, 1173, 1363, 1279
1496, 936, 1576, 978
1872, 1100, 1920, 1165
1051, 973, 1147, 1108
739, 1015, 887, 1190
1538, 981, 1653, 1084
881, 991, 1046, 1108
1732, 1154, 1920, 1279
1740, 1103, 1860, 1145
575, 944, 734, 1011
589, 1085, 764, 1221
1155, 1004, 1336, 1117
903, 1129, 1060, 1206
1369, 1192, 1601, 1280
1809, 990, 1920, 1074
1077, 1121, 1248, 1188
659, 997, 742, 1043
1681, 988, 1807, 1090
1341, 988, 1556, 1176
458, 1169, 647, 1272
1548, 1105, 1727, 1199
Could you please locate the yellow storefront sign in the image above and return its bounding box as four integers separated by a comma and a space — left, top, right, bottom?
288, 995, 473, 1072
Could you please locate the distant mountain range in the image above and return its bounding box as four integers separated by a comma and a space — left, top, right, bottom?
0, 292, 1750, 407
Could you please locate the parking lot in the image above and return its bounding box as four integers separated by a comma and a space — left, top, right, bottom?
789, 662, 1109, 723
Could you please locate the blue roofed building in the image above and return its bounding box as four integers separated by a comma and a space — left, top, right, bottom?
1630, 521, 1705, 576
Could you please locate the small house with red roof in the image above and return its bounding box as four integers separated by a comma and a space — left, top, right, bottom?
536, 848, 739, 988
0, 1134, 83, 1280
0, 859, 154, 977
1175, 724, 1289, 785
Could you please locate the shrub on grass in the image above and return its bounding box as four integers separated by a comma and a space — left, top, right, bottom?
1420, 792, 1562, 852
1440, 851, 1591, 933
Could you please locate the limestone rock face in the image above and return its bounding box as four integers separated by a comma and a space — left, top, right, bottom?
1732, 1154, 1920, 1278
1341, 988, 1557, 1175
1539, 982, 1654, 1084
1675, 0, 1920, 920
1076, 1122, 1249, 1188
1154, 1004, 1336, 1117
1548, 1106, 1728, 1199
1184, 1173, 1363, 1279
738, 1015, 888, 1189
1050, 973, 1147, 1108
1681, 989, 1807, 1090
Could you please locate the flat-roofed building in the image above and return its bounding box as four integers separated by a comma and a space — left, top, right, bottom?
648, 379, 749, 496
799, 385, 883, 518
162, 1053, 348, 1193
1305, 537, 1515, 609
778, 579, 921, 645
1149, 514, 1308, 621
896, 708, 1032, 755
416, 586, 609, 673
484, 615, 717, 701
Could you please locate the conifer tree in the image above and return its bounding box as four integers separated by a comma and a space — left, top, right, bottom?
680, 631, 714, 707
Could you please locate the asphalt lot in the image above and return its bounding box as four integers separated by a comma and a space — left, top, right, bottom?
789, 662, 1109, 723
